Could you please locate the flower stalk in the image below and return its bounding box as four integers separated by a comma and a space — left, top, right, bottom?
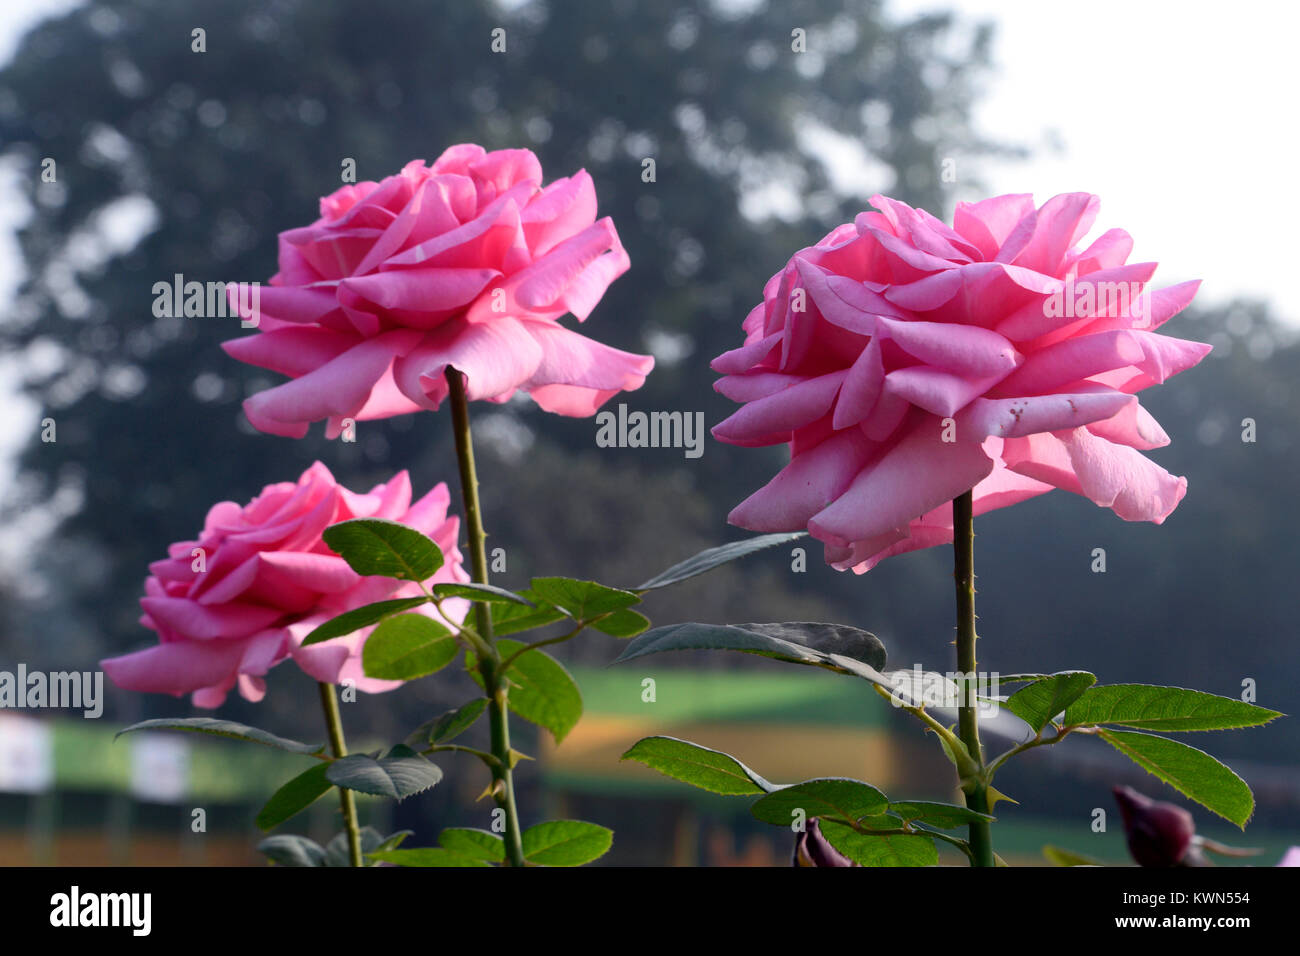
953, 490, 995, 867
445, 366, 527, 868
317, 680, 363, 867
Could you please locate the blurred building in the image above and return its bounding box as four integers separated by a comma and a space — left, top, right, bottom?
5, 672, 1300, 866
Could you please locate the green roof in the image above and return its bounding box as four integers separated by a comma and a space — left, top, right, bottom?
568, 665, 886, 727
29, 719, 373, 802
51, 719, 307, 800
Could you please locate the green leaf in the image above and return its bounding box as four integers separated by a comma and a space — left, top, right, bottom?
302, 597, 431, 646
438, 828, 505, 863
883, 669, 962, 709
589, 608, 651, 638
325, 750, 444, 801
469, 639, 583, 743
750, 778, 888, 827
887, 801, 996, 829
361, 613, 457, 681
529, 576, 641, 619
367, 848, 491, 867
1064, 684, 1282, 732
324, 827, 389, 867
933, 727, 976, 777
998, 674, 1052, 684
256, 762, 333, 831
322, 518, 443, 581
522, 820, 613, 866
621, 736, 777, 795
615, 621, 887, 674
1003, 671, 1097, 733
1042, 845, 1105, 867
856, 812, 906, 830
635, 532, 808, 591
490, 592, 567, 636
819, 820, 938, 866
432, 582, 534, 606
115, 718, 324, 755
257, 834, 326, 867
372, 830, 414, 854
407, 698, 488, 747
1097, 729, 1254, 827
711, 622, 888, 671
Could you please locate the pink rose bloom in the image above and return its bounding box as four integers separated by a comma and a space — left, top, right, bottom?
223, 144, 654, 437
713, 192, 1209, 572
101, 462, 469, 707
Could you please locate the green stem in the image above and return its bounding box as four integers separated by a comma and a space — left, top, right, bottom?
953, 490, 995, 868
926, 828, 978, 866
422, 743, 501, 767
850, 820, 977, 865
870, 683, 974, 773
498, 622, 587, 671
445, 367, 527, 868
986, 726, 1076, 776
317, 681, 363, 868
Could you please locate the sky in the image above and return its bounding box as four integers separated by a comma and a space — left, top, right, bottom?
886, 0, 1300, 326
0, 0, 1296, 332
3, 0, 1296, 322
3, 0, 1298, 319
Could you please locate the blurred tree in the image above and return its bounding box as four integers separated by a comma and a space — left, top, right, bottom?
0, 0, 1002, 727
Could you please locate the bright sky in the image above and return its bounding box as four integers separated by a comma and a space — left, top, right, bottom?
887, 0, 1300, 326
4, 0, 1296, 322
0, 0, 1296, 326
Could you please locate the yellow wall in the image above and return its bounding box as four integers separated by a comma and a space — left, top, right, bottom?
542, 716, 904, 788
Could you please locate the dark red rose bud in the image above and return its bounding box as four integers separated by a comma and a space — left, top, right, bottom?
1113, 786, 1197, 867
792, 817, 858, 867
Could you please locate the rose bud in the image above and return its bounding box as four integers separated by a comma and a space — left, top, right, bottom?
1113, 786, 1201, 867
792, 818, 858, 867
